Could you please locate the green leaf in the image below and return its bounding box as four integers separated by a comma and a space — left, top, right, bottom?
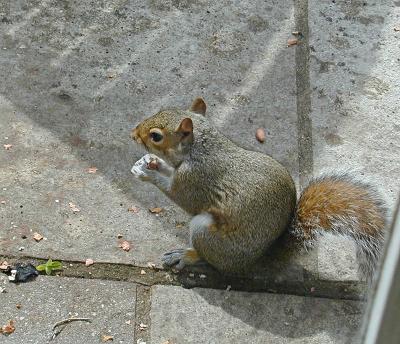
45, 266, 51, 275
49, 261, 62, 270
36, 259, 63, 275
36, 264, 46, 271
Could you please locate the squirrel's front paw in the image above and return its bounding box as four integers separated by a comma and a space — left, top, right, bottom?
131, 154, 159, 181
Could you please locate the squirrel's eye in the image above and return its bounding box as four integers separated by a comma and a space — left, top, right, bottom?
150, 131, 163, 142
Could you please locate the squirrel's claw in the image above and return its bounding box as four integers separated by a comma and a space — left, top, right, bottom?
162, 248, 203, 272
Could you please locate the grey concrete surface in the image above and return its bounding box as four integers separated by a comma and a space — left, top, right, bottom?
0, 0, 298, 267
0, 0, 398, 343
0, 275, 136, 343
150, 285, 364, 344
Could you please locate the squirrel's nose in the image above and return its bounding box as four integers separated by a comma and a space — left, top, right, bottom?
131, 126, 142, 144
131, 127, 138, 140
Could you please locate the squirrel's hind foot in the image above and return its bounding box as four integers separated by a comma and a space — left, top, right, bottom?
162, 248, 204, 271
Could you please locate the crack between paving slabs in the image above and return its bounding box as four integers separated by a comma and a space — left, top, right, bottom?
134, 285, 152, 344
0, 255, 366, 301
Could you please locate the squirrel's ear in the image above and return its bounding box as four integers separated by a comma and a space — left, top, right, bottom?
189, 97, 206, 115
176, 118, 193, 141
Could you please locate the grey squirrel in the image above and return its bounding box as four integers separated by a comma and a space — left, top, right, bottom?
131, 97, 387, 280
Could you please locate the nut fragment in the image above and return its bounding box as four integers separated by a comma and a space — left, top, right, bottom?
128, 206, 140, 214
118, 240, 131, 252
101, 334, 114, 342
68, 202, 80, 212
255, 128, 266, 143
149, 207, 163, 214
147, 262, 156, 269
33, 232, 43, 242
0, 320, 15, 335
85, 259, 94, 266
146, 158, 159, 170
0, 261, 10, 270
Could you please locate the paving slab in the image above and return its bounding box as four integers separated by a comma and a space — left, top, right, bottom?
309, 0, 400, 210
150, 285, 364, 344
0, 0, 298, 266
307, 0, 400, 284
0, 275, 136, 343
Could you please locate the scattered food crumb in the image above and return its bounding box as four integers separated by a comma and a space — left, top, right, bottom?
0, 320, 15, 335
68, 202, 80, 213
189, 273, 195, 278
199, 274, 206, 279
291, 31, 301, 35
86, 167, 98, 174
55, 199, 60, 203
101, 334, 114, 342
140, 270, 146, 275
85, 259, 94, 267
310, 287, 316, 293
0, 200, 5, 205
3, 144, 12, 150
16, 304, 22, 309
287, 38, 298, 46
226, 285, 232, 291
106, 72, 116, 79
33, 232, 43, 242
149, 207, 163, 214
118, 240, 131, 252
18, 247, 25, 251
147, 262, 156, 269
161, 340, 172, 344
125, 320, 131, 325
117, 234, 123, 239
137, 339, 147, 344
0, 287, 5, 293
139, 323, 148, 330
255, 128, 266, 143
0, 261, 10, 270
128, 206, 140, 214
394, 26, 400, 32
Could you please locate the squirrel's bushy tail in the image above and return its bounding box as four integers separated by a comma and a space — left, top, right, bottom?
290, 174, 387, 281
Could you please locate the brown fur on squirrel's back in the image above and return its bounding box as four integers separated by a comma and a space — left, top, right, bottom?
291, 173, 387, 280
